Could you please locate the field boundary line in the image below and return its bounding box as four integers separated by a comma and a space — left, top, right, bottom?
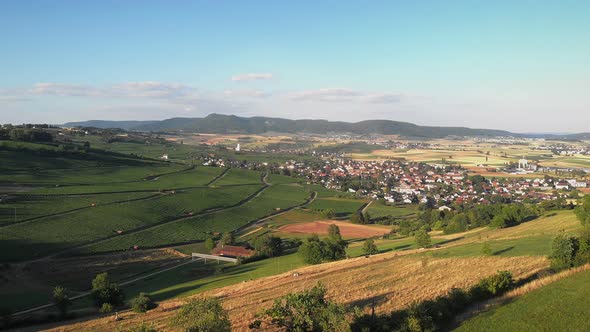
0, 193, 166, 229
10, 258, 197, 318
15, 174, 271, 263
360, 200, 374, 214
205, 167, 231, 186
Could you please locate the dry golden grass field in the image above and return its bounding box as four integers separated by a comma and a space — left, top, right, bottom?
278, 220, 391, 238
43, 253, 548, 332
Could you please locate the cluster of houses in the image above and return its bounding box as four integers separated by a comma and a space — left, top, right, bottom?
533, 143, 590, 156
280, 158, 588, 206
196, 147, 588, 208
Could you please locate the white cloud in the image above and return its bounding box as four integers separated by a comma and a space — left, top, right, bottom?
29, 83, 104, 97
288, 88, 404, 104
111, 81, 196, 99
362, 93, 403, 104
231, 73, 273, 81
289, 88, 363, 102
223, 89, 270, 98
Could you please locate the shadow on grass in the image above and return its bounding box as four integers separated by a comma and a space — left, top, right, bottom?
437, 236, 465, 246
493, 246, 515, 256
346, 291, 394, 311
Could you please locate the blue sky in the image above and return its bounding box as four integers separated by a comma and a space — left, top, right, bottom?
1, 0, 589, 132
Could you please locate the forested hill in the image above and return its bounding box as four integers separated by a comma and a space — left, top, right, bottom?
64, 120, 159, 130
65, 113, 514, 138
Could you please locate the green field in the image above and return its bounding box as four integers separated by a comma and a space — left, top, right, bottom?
455, 269, 590, 331
366, 202, 418, 219
79, 183, 312, 254
0, 192, 153, 225
308, 197, 366, 217
0, 185, 264, 261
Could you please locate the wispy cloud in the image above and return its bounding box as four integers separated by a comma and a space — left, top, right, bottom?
288, 88, 404, 104
231, 73, 273, 82
289, 88, 363, 102
362, 93, 403, 104
111, 82, 197, 99
223, 89, 270, 98
2, 81, 199, 101
29, 83, 104, 97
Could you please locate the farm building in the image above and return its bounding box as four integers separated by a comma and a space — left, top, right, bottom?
212, 245, 255, 258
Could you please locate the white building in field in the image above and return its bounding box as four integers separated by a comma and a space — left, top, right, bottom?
161, 154, 169, 161
235, 144, 241, 152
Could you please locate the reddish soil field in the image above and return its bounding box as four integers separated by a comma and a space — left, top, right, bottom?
279, 220, 390, 238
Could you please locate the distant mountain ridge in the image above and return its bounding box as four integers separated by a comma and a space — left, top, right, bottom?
64, 113, 584, 139
64, 120, 159, 130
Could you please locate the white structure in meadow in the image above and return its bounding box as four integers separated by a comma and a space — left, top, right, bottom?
235, 143, 241, 152
161, 154, 169, 161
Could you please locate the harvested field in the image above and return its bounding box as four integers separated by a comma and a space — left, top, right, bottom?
45, 253, 549, 332
278, 220, 390, 238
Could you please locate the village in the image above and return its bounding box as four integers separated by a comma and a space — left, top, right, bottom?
200, 148, 588, 209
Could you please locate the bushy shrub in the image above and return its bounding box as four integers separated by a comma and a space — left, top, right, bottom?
170, 297, 231, 332
250, 283, 351, 331
131, 293, 155, 313
91, 272, 125, 308
52, 286, 71, 318
469, 270, 514, 301
362, 239, 379, 255
100, 303, 114, 314
549, 234, 579, 271
414, 228, 431, 248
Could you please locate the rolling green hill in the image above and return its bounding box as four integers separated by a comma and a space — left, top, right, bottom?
66, 113, 514, 138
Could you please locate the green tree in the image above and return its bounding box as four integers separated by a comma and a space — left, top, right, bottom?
131, 293, 155, 313
362, 239, 379, 255
350, 211, 366, 224
204, 238, 215, 252
574, 227, 590, 266
91, 272, 125, 308
250, 283, 351, 332
253, 235, 283, 257
52, 286, 71, 319
444, 214, 468, 234
220, 232, 235, 246
328, 224, 342, 240
100, 303, 114, 314
171, 297, 231, 332
574, 196, 590, 225
549, 234, 579, 271
477, 270, 514, 296
325, 225, 348, 261
414, 228, 431, 248
298, 235, 327, 264
321, 209, 336, 219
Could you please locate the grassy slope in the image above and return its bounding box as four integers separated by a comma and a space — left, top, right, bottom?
367, 202, 418, 218
308, 197, 366, 217
0, 192, 152, 225
0, 185, 263, 262
80, 183, 312, 253
455, 269, 590, 332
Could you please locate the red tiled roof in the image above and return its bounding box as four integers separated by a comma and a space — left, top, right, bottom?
211, 245, 255, 258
